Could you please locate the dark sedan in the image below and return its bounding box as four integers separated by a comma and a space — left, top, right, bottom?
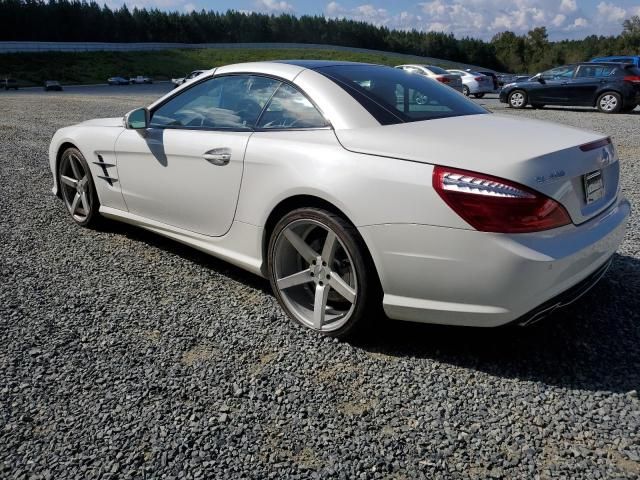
500, 62, 640, 113
43, 80, 63, 92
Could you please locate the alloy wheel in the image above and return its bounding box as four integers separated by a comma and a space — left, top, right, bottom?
599, 94, 618, 112
60, 152, 92, 222
510, 92, 525, 107
272, 219, 358, 332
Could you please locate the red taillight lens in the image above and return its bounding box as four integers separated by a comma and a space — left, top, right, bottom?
579, 137, 611, 152
474, 77, 483, 81
436, 76, 450, 83
432, 166, 572, 233
623, 75, 640, 83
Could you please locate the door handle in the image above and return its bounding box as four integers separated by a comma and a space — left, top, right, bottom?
203, 148, 231, 166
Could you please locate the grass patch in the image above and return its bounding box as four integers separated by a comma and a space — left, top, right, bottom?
0, 47, 463, 86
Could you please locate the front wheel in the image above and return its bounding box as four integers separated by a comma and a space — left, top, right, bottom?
268, 208, 378, 339
462, 85, 470, 96
597, 92, 622, 113
58, 147, 101, 228
508, 90, 527, 109
473, 93, 485, 99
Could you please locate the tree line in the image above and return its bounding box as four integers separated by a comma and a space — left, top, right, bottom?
0, 0, 639, 73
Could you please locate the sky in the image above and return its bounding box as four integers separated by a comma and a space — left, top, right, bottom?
108, 0, 640, 40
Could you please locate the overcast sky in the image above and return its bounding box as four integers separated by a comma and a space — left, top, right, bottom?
107, 1, 640, 40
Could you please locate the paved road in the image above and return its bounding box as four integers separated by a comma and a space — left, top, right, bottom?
0, 82, 174, 96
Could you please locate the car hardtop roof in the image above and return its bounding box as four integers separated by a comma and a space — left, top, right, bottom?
581, 61, 632, 64
275, 59, 380, 69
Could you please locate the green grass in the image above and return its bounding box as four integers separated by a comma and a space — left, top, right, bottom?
0, 47, 464, 86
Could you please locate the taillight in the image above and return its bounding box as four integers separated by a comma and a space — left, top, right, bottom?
432, 166, 572, 233
623, 75, 640, 83
474, 77, 483, 81
579, 137, 611, 152
436, 76, 450, 83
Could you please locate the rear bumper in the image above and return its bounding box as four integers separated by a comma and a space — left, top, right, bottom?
359, 196, 630, 327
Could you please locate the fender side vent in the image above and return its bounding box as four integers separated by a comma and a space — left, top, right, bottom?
94, 154, 116, 186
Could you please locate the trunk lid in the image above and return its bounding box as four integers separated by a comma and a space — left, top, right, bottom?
336, 114, 619, 225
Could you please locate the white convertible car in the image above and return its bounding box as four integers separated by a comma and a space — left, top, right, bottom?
49, 60, 630, 338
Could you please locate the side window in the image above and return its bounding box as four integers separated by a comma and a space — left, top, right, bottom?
256, 83, 329, 129
150, 75, 280, 130
541, 66, 576, 80
576, 66, 615, 78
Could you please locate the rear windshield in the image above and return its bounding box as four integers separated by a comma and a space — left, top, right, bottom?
317, 64, 487, 125
425, 65, 448, 74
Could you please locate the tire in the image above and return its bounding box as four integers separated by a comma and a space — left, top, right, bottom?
267, 207, 379, 339
57, 147, 101, 228
531, 104, 545, 109
621, 103, 637, 113
462, 85, 470, 96
473, 93, 485, 99
508, 90, 527, 109
596, 91, 622, 113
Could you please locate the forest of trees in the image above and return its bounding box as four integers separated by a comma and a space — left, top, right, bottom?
0, 0, 639, 73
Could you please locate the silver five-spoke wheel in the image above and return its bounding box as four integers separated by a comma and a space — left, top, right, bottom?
58, 148, 99, 226
268, 208, 377, 338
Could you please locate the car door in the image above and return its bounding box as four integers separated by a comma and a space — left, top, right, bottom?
570, 64, 615, 105
532, 65, 576, 104
115, 74, 280, 236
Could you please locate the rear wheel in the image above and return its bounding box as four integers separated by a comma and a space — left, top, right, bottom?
508, 90, 527, 109
596, 92, 622, 113
462, 85, 470, 96
268, 208, 378, 339
473, 93, 485, 99
58, 147, 101, 228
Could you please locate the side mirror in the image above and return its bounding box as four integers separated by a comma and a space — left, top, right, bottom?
124, 107, 149, 129
536, 75, 546, 84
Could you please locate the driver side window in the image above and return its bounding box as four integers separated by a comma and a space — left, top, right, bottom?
150, 75, 280, 130
541, 66, 576, 80
256, 83, 328, 129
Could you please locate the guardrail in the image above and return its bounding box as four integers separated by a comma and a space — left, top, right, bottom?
0, 41, 485, 70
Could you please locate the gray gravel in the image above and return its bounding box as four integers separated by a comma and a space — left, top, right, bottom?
1, 88, 639, 479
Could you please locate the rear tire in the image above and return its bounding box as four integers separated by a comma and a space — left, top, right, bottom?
596, 91, 622, 113
267, 207, 380, 340
57, 147, 102, 228
508, 90, 527, 109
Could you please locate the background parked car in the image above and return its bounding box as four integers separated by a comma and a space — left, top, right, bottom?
171, 70, 207, 88
2, 78, 18, 90
108, 76, 129, 85
500, 62, 640, 113
394, 64, 464, 92
477, 70, 499, 91
129, 76, 152, 84
43, 80, 62, 91
446, 69, 494, 97
590, 55, 640, 68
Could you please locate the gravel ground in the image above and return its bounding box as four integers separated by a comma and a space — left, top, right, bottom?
1, 88, 639, 480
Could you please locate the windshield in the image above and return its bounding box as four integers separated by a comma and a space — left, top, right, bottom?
317, 64, 487, 125
425, 65, 448, 74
